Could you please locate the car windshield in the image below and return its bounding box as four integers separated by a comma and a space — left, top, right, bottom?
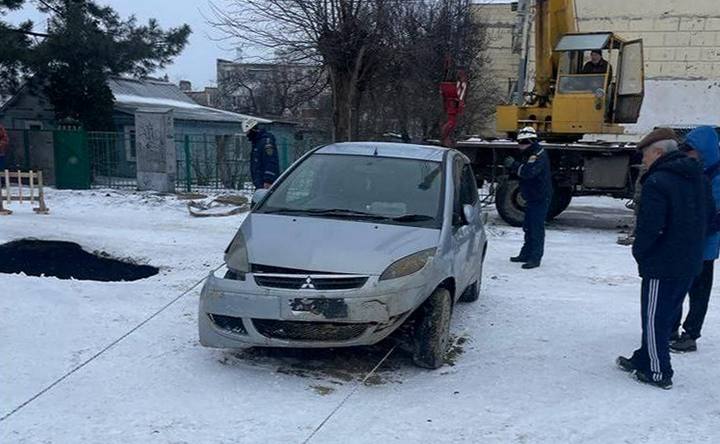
257, 153, 444, 228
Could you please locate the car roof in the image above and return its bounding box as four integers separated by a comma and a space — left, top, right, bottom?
315, 142, 448, 162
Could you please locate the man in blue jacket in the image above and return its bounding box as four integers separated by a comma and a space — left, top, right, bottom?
504, 126, 553, 269
671, 126, 720, 352
617, 128, 711, 389
244, 119, 279, 189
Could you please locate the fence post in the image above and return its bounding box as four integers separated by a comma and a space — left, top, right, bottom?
22, 130, 30, 170
184, 134, 191, 192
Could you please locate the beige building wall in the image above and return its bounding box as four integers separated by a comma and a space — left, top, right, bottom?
473, 3, 519, 136
475, 0, 720, 137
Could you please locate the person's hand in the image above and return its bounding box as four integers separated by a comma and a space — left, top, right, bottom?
263, 182, 272, 189
503, 156, 516, 169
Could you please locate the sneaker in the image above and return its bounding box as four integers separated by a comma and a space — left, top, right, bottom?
670, 333, 697, 353
522, 261, 540, 269
616, 356, 637, 373
636, 371, 673, 390
510, 256, 528, 263
616, 236, 634, 246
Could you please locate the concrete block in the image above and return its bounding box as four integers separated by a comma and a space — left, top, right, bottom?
705, 18, 720, 31
638, 32, 665, 47
628, 18, 654, 32
690, 32, 715, 46
664, 31, 691, 47
677, 47, 702, 62
699, 47, 720, 61
648, 47, 675, 61
653, 17, 680, 32
679, 17, 706, 32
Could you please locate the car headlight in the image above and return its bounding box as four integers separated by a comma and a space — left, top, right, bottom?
224, 230, 250, 274
380, 248, 436, 281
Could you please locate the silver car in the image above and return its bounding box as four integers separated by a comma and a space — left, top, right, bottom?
199, 142, 487, 368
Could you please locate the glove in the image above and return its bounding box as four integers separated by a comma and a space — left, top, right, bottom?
503, 156, 516, 169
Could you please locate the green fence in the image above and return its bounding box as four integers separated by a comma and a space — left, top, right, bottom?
175, 133, 323, 193
88, 131, 137, 189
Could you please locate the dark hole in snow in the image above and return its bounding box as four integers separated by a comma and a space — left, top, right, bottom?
0, 239, 158, 282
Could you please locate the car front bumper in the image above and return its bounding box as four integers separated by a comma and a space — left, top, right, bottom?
198, 268, 431, 348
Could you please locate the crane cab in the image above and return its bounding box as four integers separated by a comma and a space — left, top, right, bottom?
497, 32, 644, 140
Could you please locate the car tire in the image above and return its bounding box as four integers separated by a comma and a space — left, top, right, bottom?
412, 287, 452, 369
495, 178, 525, 227
459, 279, 480, 303
548, 186, 572, 220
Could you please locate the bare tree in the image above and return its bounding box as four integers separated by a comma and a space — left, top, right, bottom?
209, 0, 397, 141
209, 0, 492, 142
359, 0, 494, 141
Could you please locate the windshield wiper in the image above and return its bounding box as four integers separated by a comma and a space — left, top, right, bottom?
262, 207, 387, 220
390, 214, 435, 222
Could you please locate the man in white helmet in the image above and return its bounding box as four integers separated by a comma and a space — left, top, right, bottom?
244, 118, 279, 189
503, 126, 553, 269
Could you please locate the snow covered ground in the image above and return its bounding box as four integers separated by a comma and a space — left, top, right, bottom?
1, 190, 719, 443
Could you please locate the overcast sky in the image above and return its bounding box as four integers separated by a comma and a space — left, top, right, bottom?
5, 0, 512, 90
5, 0, 238, 89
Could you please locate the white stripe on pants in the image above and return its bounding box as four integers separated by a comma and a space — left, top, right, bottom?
648, 279, 661, 381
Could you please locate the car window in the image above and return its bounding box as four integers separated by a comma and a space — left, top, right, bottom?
257, 153, 444, 228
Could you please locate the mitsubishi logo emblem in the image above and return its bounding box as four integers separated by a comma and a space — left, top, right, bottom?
300, 276, 316, 290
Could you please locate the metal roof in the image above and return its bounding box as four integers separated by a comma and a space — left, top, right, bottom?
555, 33, 613, 51
109, 78, 271, 124
317, 142, 447, 162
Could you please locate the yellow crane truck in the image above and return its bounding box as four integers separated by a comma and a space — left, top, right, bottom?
456, 0, 646, 226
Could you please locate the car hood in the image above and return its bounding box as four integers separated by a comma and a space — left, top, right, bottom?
238, 213, 441, 275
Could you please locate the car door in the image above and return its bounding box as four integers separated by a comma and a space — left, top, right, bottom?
450, 156, 481, 295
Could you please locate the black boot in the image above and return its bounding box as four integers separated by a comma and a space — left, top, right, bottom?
636, 371, 673, 390
670, 332, 697, 353
522, 261, 540, 269
616, 356, 637, 373
510, 255, 528, 263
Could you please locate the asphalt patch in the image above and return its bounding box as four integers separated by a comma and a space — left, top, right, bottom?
0, 239, 158, 282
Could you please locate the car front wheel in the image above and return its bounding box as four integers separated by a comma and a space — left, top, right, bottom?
412, 287, 452, 369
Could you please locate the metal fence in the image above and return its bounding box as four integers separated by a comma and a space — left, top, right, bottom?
88, 131, 137, 189
175, 133, 323, 193
3, 128, 325, 192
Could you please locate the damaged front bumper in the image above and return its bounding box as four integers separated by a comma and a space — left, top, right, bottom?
198, 267, 430, 348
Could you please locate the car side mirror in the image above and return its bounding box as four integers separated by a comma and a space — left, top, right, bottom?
252, 189, 268, 207
462, 204, 479, 225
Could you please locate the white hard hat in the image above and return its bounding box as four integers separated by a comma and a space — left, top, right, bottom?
242, 118, 259, 133
516, 126, 538, 141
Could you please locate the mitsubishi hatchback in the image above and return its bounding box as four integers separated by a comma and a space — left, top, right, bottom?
199, 142, 487, 368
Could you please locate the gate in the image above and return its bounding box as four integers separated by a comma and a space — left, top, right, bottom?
54, 130, 90, 189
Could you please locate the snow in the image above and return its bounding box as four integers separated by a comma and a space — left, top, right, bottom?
1, 190, 719, 443
113, 94, 273, 123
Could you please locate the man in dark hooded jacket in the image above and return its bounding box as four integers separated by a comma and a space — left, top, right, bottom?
616, 128, 711, 389
671, 126, 720, 352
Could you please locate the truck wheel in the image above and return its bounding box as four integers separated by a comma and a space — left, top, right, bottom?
548, 187, 573, 220
412, 287, 452, 369
495, 179, 525, 227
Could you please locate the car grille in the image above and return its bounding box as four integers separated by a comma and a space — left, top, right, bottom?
252, 319, 369, 341
253, 275, 368, 290
208, 314, 248, 335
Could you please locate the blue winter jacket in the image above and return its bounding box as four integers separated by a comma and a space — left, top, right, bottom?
248, 128, 280, 189
511, 141, 552, 203
685, 126, 720, 260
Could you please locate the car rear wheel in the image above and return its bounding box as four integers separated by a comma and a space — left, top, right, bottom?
459, 279, 480, 303
412, 287, 452, 369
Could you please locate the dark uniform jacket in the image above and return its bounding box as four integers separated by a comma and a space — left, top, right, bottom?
582, 58, 611, 76
633, 151, 713, 279
248, 129, 280, 188
511, 142, 553, 203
